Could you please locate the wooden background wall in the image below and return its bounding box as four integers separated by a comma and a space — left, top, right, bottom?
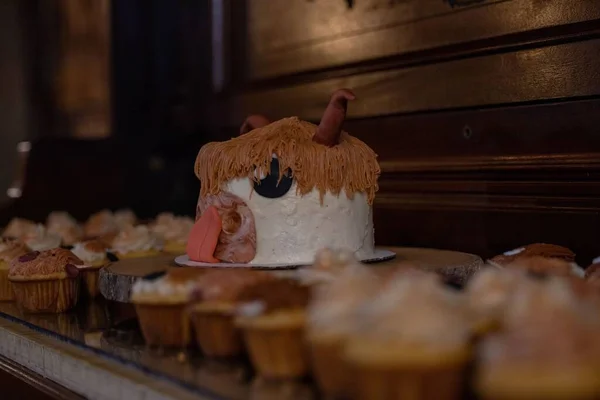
213, 0, 600, 264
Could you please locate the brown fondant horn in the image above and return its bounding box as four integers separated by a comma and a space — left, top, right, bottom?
313, 88, 356, 147
240, 115, 271, 135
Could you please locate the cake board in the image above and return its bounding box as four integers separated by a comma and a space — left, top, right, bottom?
99, 248, 483, 303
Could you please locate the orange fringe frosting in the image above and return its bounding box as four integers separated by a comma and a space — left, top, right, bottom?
195, 117, 380, 204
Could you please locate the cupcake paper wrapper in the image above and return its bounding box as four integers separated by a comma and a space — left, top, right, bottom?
0, 269, 15, 301
11, 278, 80, 313
135, 303, 191, 347
189, 310, 244, 357
241, 324, 309, 379
309, 334, 348, 398
349, 357, 468, 400
80, 268, 101, 298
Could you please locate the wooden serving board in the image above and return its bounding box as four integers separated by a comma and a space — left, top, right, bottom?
99, 248, 483, 303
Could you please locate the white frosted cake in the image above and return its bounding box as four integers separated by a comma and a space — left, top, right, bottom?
187, 88, 380, 265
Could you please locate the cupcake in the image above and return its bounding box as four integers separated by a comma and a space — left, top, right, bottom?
344, 273, 472, 400
84, 209, 119, 242
46, 211, 83, 247
235, 279, 311, 379
114, 209, 137, 229
22, 224, 62, 251
71, 240, 109, 298
150, 213, 194, 254
306, 256, 382, 398
188, 270, 274, 357
130, 270, 203, 347
477, 277, 600, 400
2, 217, 36, 239
8, 248, 82, 313
464, 266, 523, 336
0, 238, 30, 301
585, 256, 600, 284
111, 225, 163, 259
489, 243, 583, 276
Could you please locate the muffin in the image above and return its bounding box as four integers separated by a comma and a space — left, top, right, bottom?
187, 270, 274, 357
131, 269, 204, 347
46, 211, 83, 247
8, 248, 82, 313
235, 279, 311, 379
344, 273, 472, 400
306, 256, 382, 398
464, 266, 524, 336
84, 209, 119, 240
150, 213, 193, 254
22, 224, 62, 251
489, 243, 583, 276
505, 256, 584, 278
477, 277, 600, 400
2, 217, 36, 239
71, 240, 109, 298
111, 225, 163, 259
0, 238, 30, 301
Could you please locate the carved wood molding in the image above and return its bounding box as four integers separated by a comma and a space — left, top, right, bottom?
380, 153, 600, 173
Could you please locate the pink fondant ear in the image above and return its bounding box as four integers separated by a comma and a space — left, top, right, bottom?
187, 206, 222, 263
240, 115, 271, 135
313, 89, 356, 147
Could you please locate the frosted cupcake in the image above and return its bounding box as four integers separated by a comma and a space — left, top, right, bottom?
465, 266, 524, 336
0, 238, 30, 300
187, 270, 274, 357
477, 277, 600, 400
22, 224, 62, 251
46, 211, 83, 247
71, 240, 109, 298
2, 217, 36, 239
131, 271, 203, 347
111, 225, 163, 259
150, 213, 194, 254
8, 248, 82, 313
306, 257, 382, 398
344, 273, 472, 400
294, 247, 361, 287
235, 279, 311, 379
114, 209, 137, 229
84, 209, 119, 245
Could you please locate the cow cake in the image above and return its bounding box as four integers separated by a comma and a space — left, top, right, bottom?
187, 89, 380, 265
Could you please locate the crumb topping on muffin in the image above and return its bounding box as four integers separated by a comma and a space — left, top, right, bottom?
490, 243, 576, 267
8, 248, 82, 281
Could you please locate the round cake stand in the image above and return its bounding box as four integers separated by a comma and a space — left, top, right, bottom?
99, 247, 483, 303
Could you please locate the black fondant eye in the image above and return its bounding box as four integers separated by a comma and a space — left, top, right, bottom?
253, 158, 293, 198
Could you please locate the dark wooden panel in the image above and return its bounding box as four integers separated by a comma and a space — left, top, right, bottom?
245, 0, 600, 79
0, 354, 84, 400
232, 38, 600, 121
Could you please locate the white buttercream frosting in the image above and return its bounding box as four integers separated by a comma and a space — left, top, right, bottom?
46, 211, 83, 245
131, 276, 198, 303
114, 209, 137, 229
361, 273, 470, 348
225, 178, 375, 264
151, 213, 193, 244
23, 224, 62, 251
111, 225, 163, 254
71, 242, 107, 265
503, 247, 525, 256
